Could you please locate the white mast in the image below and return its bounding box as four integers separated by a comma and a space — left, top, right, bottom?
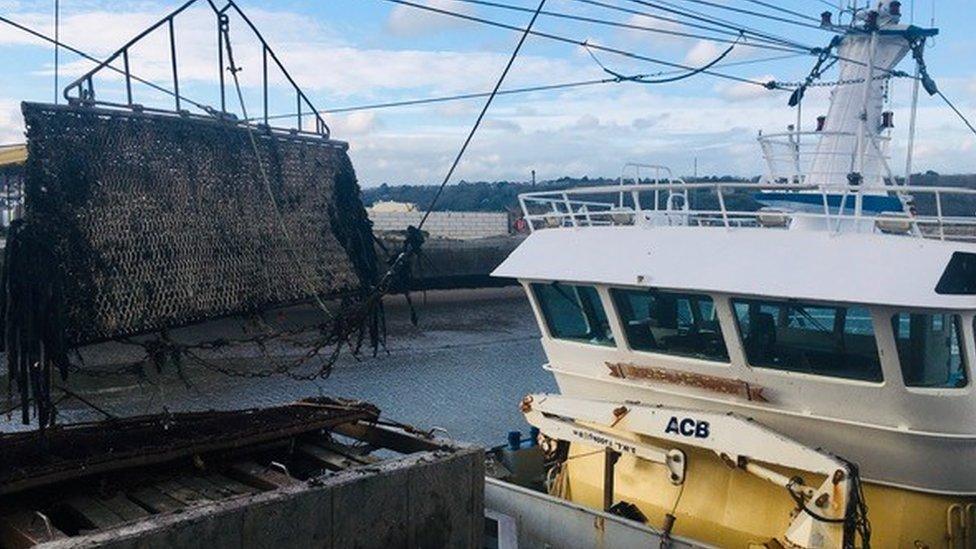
806, 1, 910, 193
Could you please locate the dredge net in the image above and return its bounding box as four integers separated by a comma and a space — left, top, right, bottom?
2, 103, 381, 427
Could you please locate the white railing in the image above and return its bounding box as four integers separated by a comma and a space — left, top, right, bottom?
758, 130, 895, 187
518, 181, 976, 242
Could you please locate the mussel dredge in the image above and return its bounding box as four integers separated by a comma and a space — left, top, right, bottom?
495, 2, 976, 547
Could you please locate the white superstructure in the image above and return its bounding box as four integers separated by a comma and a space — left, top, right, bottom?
492, 4, 976, 545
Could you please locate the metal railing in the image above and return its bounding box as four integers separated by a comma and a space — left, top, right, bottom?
62, 0, 331, 138
757, 130, 895, 187
518, 181, 976, 241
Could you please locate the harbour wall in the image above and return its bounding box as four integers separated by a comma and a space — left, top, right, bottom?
389, 234, 524, 291
40, 446, 486, 549
369, 210, 511, 240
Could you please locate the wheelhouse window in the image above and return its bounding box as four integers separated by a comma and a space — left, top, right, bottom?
732, 299, 882, 382
890, 313, 967, 388
611, 288, 729, 362
531, 283, 613, 347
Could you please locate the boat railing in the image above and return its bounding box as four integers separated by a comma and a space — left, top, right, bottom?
757, 131, 895, 186
518, 181, 976, 241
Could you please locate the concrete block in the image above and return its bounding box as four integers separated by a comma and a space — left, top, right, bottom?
331, 468, 410, 549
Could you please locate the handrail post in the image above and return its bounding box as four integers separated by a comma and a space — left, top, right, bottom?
123, 49, 133, 106
519, 196, 532, 233
717, 185, 729, 228
262, 46, 269, 125
168, 18, 180, 112
563, 193, 578, 227
936, 190, 945, 240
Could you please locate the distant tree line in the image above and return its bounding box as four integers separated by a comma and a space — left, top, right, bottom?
361, 175, 759, 214
361, 171, 976, 217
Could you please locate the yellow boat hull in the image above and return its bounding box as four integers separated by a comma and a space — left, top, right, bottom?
558, 442, 976, 548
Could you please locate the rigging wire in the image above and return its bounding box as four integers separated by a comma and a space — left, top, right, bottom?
380, 0, 780, 89
253, 53, 801, 123
583, 32, 741, 84
936, 90, 976, 137
663, 0, 826, 29
443, 0, 802, 54
737, 0, 822, 23
418, 0, 546, 229
0, 14, 213, 112
248, 53, 806, 122
374, 0, 548, 296
620, 0, 823, 50
571, 0, 916, 80
53, 0, 60, 104
564, 0, 797, 50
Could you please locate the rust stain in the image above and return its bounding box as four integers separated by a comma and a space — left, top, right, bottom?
605, 362, 770, 403
609, 406, 629, 427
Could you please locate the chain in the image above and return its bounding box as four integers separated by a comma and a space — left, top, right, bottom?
776, 72, 900, 90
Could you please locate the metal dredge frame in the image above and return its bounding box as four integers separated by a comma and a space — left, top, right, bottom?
62, 0, 331, 138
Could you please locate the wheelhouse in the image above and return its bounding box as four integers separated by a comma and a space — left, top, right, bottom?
526, 281, 971, 393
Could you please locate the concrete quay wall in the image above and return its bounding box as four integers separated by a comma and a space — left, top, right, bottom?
41, 447, 485, 549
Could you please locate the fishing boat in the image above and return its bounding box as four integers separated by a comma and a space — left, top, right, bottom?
493, 2, 976, 547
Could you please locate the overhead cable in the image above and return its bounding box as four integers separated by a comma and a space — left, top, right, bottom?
566, 0, 803, 50
584, 32, 741, 84
738, 0, 822, 23
253, 52, 802, 123
663, 0, 826, 29
445, 0, 803, 54
379, 0, 781, 89
0, 14, 212, 112
620, 0, 820, 50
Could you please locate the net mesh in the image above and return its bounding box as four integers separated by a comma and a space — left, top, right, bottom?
2, 103, 380, 426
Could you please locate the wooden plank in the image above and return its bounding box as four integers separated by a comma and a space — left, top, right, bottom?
332, 421, 447, 454
203, 473, 259, 496
311, 438, 380, 464
0, 511, 68, 549
298, 443, 359, 471
0, 403, 375, 497
128, 486, 186, 514
227, 461, 299, 490
99, 494, 151, 521
155, 480, 212, 506
62, 496, 124, 529
177, 476, 243, 500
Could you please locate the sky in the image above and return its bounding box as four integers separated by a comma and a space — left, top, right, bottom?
1, 0, 975, 186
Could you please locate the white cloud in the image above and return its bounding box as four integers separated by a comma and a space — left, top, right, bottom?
385, 0, 475, 37
0, 99, 25, 144
4, 0, 976, 186
716, 75, 778, 102
621, 15, 688, 48
325, 111, 382, 136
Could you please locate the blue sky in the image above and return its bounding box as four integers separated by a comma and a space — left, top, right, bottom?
1, 0, 975, 185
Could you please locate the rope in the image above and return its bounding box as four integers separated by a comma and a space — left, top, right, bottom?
583, 32, 741, 85
221, 18, 337, 322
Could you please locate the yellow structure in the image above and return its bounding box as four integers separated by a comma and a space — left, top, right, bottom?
0, 144, 27, 168
560, 442, 976, 548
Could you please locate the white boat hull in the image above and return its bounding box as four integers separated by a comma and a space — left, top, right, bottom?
549, 364, 976, 495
